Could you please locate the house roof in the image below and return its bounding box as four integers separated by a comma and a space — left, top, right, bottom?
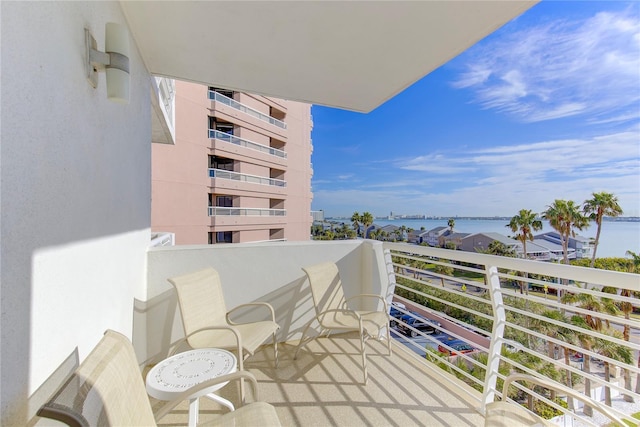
442, 232, 470, 240
120, 2, 537, 112
463, 232, 517, 246
427, 226, 448, 235
532, 238, 571, 253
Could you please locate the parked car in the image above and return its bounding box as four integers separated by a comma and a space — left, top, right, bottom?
437, 340, 475, 355
389, 302, 407, 325
397, 316, 441, 337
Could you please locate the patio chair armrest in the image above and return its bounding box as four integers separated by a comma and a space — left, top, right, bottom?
227, 301, 276, 325
171, 325, 242, 356
344, 294, 388, 313
154, 371, 260, 420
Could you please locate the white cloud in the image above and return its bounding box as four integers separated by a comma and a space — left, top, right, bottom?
452, 9, 640, 124
313, 132, 640, 217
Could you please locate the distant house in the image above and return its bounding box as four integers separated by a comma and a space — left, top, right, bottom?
425, 226, 450, 246
460, 232, 518, 253
534, 231, 592, 259
439, 232, 470, 249
368, 224, 401, 240
532, 236, 576, 261
408, 229, 429, 244
460, 232, 551, 261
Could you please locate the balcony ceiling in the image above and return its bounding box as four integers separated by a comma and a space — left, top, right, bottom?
121, 1, 537, 112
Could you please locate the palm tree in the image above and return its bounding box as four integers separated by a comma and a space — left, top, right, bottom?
542, 200, 589, 265
563, 287, 620, 408
583, 192, 623, 268
570, 315, 596, 415
543, 200, 589, 301
539, 310, 577, 409
350, 212, 361, 237
447, 218, 455, 233
507, 209, 543, 260
626, 250, 640, 273
361, 211, 374, 239
507, 209, 543, 295
478, 241, 516, 257
593, 330, 633, 406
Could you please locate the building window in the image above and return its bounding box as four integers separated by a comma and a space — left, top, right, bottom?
209, 117, 234, 135
208, 87, 234, 98
209, 231, 233, 244
208, 194, 233, 207
209, 155, 234, 171
216, 196, 233, 207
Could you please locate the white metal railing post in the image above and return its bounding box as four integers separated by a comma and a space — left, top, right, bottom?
481, 264, 505, 411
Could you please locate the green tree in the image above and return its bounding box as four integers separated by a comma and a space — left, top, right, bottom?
351, 212, 361, 237
478, 241, 516, 257
593, 330, 633, 406
583, 192, 623, 268
507, 209, 543, 295
563, 286, 620, 409
626, 250, 640, 274
507, 209, 543, 260
543, 200, 589, 301
542, 200, 589, 265
447, 218, 455, 232
361, 211, 374, 239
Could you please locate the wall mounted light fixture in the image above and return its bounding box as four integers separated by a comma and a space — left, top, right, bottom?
85, 23, 130, 104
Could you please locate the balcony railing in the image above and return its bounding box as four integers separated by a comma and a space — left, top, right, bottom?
208, 168, 286, 188
383, 241, 639, 425
208, 91, 287, 129
209, 129, 286, 159
143, 240, 639, 426
208, 207, 286, 216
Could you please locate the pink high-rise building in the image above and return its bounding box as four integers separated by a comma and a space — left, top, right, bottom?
152, 81, 313, 244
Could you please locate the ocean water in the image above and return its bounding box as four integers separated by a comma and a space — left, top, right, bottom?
371, 219, 640, 259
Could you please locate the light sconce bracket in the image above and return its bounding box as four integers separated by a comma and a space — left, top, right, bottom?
84, 24, 130, 104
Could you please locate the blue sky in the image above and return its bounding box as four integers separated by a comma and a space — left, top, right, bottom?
310, 1, 640, 218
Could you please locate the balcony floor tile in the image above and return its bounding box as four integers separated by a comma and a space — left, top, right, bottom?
154, 333, 485, 426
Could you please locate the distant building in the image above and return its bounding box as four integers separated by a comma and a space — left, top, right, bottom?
534, 232, 592, 259
460, 232, 518, 253
311, 210, 325, 222
460, 232, 551, 261
408, 229, 429, 244
439, 232, 470, 249
425, 227, 450, 246
532, 235, 576, 261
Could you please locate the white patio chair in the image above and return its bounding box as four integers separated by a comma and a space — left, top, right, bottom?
37, 330, 281, 426
168, 268, 280, 371
294, 261, 391, 384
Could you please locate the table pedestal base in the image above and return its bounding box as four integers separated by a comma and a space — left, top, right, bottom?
188, 393, 235, 426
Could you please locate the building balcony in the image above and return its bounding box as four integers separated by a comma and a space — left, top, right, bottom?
208, 207, 286, 217
208, 90, 287, 130
140, 240, 639, 427
209, 129, 287, 159
209, 168, 286, 188
208, 206, 287, 228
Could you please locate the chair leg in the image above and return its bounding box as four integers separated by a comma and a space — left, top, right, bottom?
360, 332, 368, 385
273, 332, 279, 368
238, 352, 246, 403
386, 325, 392, 356
293, 321, 316, 360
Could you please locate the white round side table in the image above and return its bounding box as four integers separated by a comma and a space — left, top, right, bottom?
146, 348, 237, 427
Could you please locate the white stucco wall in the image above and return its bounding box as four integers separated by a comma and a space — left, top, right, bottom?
141, 240, 390, 365
1, 2, 151, 424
